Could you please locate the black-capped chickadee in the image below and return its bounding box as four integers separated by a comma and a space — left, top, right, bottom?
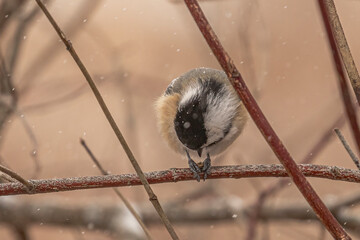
155, 68, 247, 181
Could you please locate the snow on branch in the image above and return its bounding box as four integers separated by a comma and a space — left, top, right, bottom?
1, 164, 359, 196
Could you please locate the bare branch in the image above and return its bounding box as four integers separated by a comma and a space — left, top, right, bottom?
0, 173, 15, 183
1, 164, 360, 196
80, 139, 108, 175
0, 0, 26, 37
183, 0, 350, 238
0, 50, 16, 132
34, 1, 179, 239
317, 0, 360, 156
247, 115, 345, 240
334, 129, 360, 170
8, 1, 45, 74
0, 164, 33, 192
318, 0, 360, 104
14, 110, 41, 178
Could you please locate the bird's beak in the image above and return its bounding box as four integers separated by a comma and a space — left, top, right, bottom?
197, 148, 203, 157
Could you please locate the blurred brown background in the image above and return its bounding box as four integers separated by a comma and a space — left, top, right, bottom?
1, 0, 360, 239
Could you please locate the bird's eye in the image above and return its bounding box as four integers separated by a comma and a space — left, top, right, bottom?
192, 113, 198, 119
183, 122, 191, 129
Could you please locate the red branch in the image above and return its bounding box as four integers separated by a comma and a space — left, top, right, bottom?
0, 164, 360, 196
183, 0, 350, 239
246, 115, 345, 240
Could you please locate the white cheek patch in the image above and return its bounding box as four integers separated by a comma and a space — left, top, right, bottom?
177, 80, 240, 148
204, 86, 240, 145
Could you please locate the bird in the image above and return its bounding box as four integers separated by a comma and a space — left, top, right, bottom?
155, 67, 247, 181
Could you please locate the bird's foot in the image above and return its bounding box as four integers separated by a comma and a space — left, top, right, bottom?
188, 159, 201, 182
202, 154, 211, 181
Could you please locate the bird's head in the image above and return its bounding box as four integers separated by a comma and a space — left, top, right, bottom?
174, 79, 238, 157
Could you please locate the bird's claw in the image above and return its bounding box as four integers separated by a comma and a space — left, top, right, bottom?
202, 156, 211, 181
188, 159, 201, 182
186, 150, 211, 182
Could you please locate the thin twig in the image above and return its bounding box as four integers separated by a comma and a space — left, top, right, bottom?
1, 164, 360, 196
15, 110, 41, 178
0, 173, 15, 183
317, 0, 360, 157
0, 40, 17, 133
34, 1, 179, 239
0, 1, 27, 37
80, 138, 153, 240
183, 0, 350, 239
0, 2, 42, 178
23, 71, 112, 112
0, 49, 15, 100
80, 139, 108, 175
319, 0, 360, 104
8, 1, 45, 74
23, 82, 87, 112
334, 128, 360, 170
0, 164, 33, 192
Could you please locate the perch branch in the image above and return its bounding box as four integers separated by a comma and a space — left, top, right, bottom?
80, 139, 153, 240
34, 1, 179, 239
1, 164, 360, 196
183, 0, 350, 238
